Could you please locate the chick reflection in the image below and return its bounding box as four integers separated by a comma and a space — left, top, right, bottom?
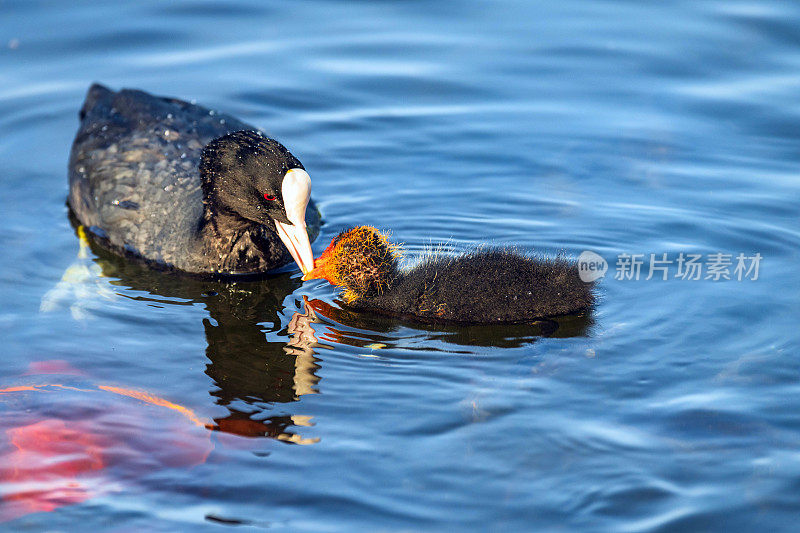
66, 223, 322, 444
305, 297, 593, 349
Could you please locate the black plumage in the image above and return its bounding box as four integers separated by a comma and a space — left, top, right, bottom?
68, 84, 320, 276
304, 227, 595, 324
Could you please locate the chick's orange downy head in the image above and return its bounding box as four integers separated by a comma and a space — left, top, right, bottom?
303, 226, 400, 302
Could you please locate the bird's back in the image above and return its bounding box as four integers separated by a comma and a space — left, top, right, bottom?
68, 84, 253, 271
358, 250, 594, 323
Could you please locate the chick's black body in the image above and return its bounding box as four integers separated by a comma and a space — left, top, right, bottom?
309, 227, 594, 324
68, 84, 320, 276
352, 250, 594, 323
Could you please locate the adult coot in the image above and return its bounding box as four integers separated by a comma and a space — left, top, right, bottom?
303, 226, 595, 324
68, 84, 320, 276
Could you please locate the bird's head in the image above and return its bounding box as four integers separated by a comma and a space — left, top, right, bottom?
200, 130, 314, 273
303, 226, 400, 302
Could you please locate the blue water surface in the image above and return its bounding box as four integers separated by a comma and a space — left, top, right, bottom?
1, 0, 800, 530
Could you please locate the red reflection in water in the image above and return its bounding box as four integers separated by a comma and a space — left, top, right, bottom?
1, 419, 107, 522
0, 378, 212, 522
213, 417, 276, 438
304, 298, 353, 344
22, 360, 85, 377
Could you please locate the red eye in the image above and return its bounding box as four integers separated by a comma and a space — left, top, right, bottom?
263, 193, 277, 201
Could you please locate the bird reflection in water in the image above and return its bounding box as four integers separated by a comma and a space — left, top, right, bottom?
205, 298, 321, 444
0, 292, 325, 521
52, 222, 324, 445
0, 297, 325, 521
304, 296, 593, 349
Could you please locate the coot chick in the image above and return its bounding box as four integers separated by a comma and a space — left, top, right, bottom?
303, 226, 595, 324
68, 83, 320, 276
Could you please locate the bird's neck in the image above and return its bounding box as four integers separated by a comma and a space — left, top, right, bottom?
345, 260, 402, 304
198, 198, 270, 267
200, 196, 253, 233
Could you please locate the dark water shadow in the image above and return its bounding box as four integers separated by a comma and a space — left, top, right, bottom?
73, 221, 321, 444
304, 297, 593, 351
